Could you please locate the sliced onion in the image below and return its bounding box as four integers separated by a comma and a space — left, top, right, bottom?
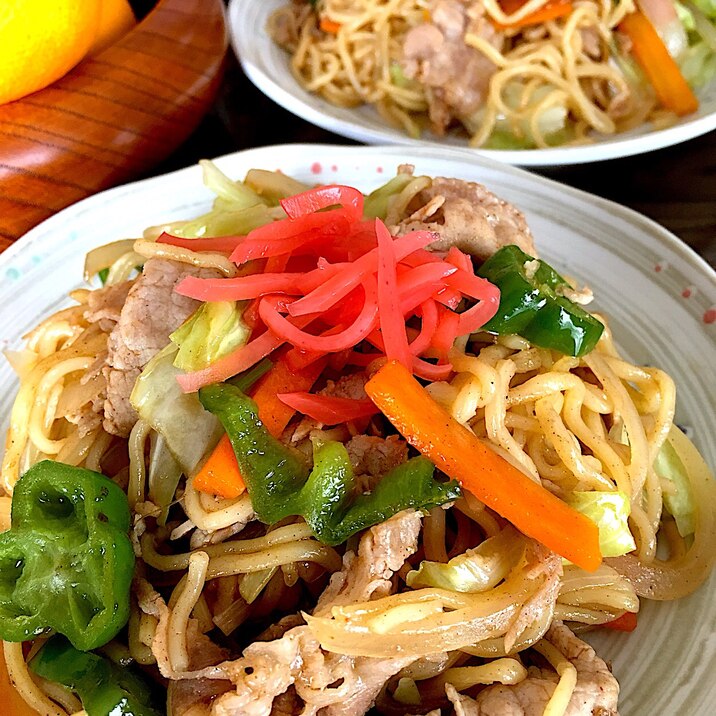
608, 425, 716, 600
306, 542, 559, 659
83, 239, 136, 282
148, 432, 184, 526
305, 601, 519, 658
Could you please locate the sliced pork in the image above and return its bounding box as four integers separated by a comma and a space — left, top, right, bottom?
445, 621, 620, 716
84, 280, 133, 332
102, 258, 221, 436
345, 435, 408, 491
315, 509, 422, 613
392, 177, 536, 261
211, 511, 425, 716
402, 0, 503, 134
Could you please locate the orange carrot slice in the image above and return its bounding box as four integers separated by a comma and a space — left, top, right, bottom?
620, 10, 698, 116
492, 0, 573, 30
193, 435, 245, 499
365, 360, 602, 572
319, 18, 341, 34
603, 611, 638, 632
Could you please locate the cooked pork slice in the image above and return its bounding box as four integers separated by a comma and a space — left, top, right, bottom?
212, 511, 425, 716
102, 258, 221, 436
321, 373, 370, 401
63, 282, 135, 437
503, 545, 562, 652
392, 177, 536, 261
258, 614, 307, 643
445, 622, 620, 716
345, 435, 408, 490
168, 678, 233, 716
315, 509, 422, 613
402, 0, 502, 134
84, 280, 133, 332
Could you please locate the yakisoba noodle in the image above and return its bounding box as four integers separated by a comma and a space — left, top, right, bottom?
1, 163, 715, 716
268, 0, 662, 147
428, 327, 677, 562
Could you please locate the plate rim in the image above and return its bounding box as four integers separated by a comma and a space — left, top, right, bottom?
3, 143, 714, 286
227, 0, 716, 167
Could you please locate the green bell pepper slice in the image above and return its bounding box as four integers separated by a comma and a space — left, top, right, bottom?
0, 461, 134, 651
198, 383, 460, 544
30, 635, 162, 716
199, 382, 310, 524
477, 245, 604, 357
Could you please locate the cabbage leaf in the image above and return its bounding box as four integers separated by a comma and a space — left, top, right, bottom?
363, 173, 417, 219
566, 491, 635, 557
200, 159, 263, 208
692, 0, 716, 18
677, 1, 716, 86
406, 527, 524, 593
130, 345, 222, 475
170, 301, 250, 373
653, 438, 696, 537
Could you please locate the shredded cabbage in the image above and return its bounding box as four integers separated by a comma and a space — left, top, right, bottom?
130, 345, 223, 475
199, 159, 263, 208
677, 1, 716, 86
166, 162, 290, 239
406, 527, 523, 592
680, 41, 716, 85
392, 678, 421, 706
170, 301, 250, 372
171, 204, 280, 240
363, 173, 417, 219
239, 567, 278, 604
692, 0, 716, 17
654, 437, 696, 537
244, 168, 311, 204
463, 85, 568, 149
389, 62, 421, 92
147, 432, 183, 526
566, 491, 636, 558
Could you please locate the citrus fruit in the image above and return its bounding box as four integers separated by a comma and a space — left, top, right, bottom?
0, 1, 101, 105
89, 0, 136, 55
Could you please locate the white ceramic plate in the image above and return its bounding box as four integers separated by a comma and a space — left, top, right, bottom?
229, 0, 716, 166
1, 145, 715, 714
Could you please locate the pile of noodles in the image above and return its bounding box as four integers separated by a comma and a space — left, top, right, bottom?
2, 164, 716, 716
267, 0, 667, 148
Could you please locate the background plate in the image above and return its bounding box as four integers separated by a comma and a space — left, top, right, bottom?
1, 145, 715, 714
229, 0, 716, 166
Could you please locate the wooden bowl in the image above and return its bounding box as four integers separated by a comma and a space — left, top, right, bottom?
0, 0, 228, 250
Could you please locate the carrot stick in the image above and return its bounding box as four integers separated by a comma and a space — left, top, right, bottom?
603, 611, 638, 632
319, 17, 341, 34
193, 435, 245, 499
251, 355, 327, 435
619, 10, 698, 116
492, 0, 573, 29
365, 360, 602, 572
193, 356, 327, 498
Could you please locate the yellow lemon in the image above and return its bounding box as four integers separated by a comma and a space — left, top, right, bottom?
0, 1, 101, 104
89, 0, 136, 55
0, 1, 101, 105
